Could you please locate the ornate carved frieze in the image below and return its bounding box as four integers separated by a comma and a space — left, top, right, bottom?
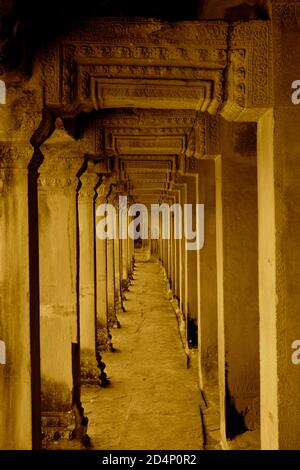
221, 20, 273, 121
109, 135, 187, 156
39, 17, 272, 122
40, 18, 228, 114
100, 109, 196, 128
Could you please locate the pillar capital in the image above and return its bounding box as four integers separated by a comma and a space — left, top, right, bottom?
38, 141, 83, 192
95, 176, 111, 204
78, 169, 99, 203
0, 141, 32, 170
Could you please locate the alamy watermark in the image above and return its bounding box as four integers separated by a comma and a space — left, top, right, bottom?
96, 196, 204, 251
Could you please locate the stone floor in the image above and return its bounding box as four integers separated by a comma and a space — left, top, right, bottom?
82, 254, 204, 450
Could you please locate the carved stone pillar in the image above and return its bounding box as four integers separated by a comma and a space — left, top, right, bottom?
38, 140, 86, 442
113, 198, 123, 314
78, 165, 107, 385
127, 215, 135, 281
216, 120, 259, 445
95, 182, 112, 351
120, 199, 129, 292
198, 159, 218, 388
0, 143, 34, 449
258, 3, 300, 449
106, 193, 120, 329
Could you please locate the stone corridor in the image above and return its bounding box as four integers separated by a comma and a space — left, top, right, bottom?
82, 253, 203, 450
2, 1, 300, 452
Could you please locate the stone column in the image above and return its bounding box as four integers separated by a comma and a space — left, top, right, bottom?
0, 143, 35, 449
198, 159, 218, 388
95, 182, 112, 351
121, 201, 129, 292
78, 164, 106, 384
127, 213, 134, 281
38, 140, 86, 441
170, 212, 175, 292
114, 200, 123, 313
216, 120, 259, 445
258, 5, 300, 449
106, 193, 120, 329
182, 173, 199, 350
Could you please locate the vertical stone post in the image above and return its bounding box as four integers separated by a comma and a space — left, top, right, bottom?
127, 212, 135, 280
257, 4, 300, 449
106, 192, 120, 329
198, 159, 218, 387
95, 182, 112, 351
78, 163, 105, 384
38, 138, 86, 441
113, 197, 123, 313
0, 143, 34, 449
216, 120, 259, 445
120, 198, 129, 292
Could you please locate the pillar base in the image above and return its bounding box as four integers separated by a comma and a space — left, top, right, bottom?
41, 404, 89, 446
96, 351, 110, 387
121, 279, 130, 292
116, 298, 126, 313
41, 410, 75, 443
170, 296, 187, 350
108, 307, 121, 329
97, 325, 114, 351
80, 352, 103, 386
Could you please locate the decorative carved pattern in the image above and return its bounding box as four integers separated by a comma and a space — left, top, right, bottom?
42, 19, 227, 114
39, 18, 272, 120
109, 135, 186, 156
0, 143, 32, 169
205, 114, 221, 156
107, 86, 200, 98
78, 172, 99, 201
41, 411, 75, 442
222, 21, 272, 121
105, 126, 191, 136
194, 115, 206, 158
229, 49, 247, 108
41, 48, 60, 105
38, 176, 78, 189
99, 109, 196, 127
62, 45, 76, 104
75, 44, 227, 66
38, 146, 83, 190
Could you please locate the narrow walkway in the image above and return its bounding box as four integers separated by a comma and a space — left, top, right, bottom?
82, 254, 203, 450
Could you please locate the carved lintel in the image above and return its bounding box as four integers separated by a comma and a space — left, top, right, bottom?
40, 19, 228, 114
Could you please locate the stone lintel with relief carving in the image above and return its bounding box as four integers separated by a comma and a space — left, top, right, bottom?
39, 18, 272, 120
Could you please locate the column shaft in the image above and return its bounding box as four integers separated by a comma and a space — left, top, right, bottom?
0, 144, 34, 449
